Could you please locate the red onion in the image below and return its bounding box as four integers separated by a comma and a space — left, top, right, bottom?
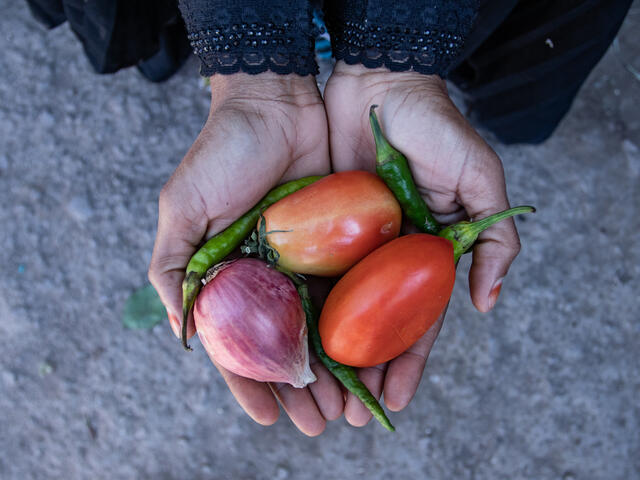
194, 258, 316, 388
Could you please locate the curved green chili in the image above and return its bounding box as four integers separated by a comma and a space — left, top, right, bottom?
369, 105, 441, 235
180, 175, 323, 350
277, 267, 395, 432
369, 105, 535, 254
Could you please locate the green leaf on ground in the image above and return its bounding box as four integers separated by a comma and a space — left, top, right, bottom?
122, 284, 166, 329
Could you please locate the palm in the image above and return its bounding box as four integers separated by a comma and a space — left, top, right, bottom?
170, 95, 329, 238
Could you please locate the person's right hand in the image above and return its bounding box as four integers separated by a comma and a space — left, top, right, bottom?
148, 73, 343, 436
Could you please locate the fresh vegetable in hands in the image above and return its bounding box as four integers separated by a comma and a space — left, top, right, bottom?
181, 175, 322, 351
319, 206, 534, 368
277, 267, 395, 432
194, 258, 316, 388
319, 234, 455, 367
180, 174, 393, 430
260, 170, 402, 276
369, 105, 441, 235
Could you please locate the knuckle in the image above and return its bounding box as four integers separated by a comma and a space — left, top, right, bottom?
513, 237, 522, 255
157, 184, 174, 214
147, 262, 161, 287
503, 235, 521, 260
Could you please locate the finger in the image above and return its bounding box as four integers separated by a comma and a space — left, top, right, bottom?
344, 363, 387, 427
383, 313, 445, 411
325, 98, 375, 172
212, 359, 280, 426
432, 207, 469, 226
307, 351, 344, 421
457, 148, 521, 313
148, 179, 208, 339
269, 382, 326, 437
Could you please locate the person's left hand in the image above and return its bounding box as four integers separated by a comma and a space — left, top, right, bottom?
323, 62, 522, 426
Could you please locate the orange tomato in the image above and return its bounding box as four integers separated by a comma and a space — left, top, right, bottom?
318, 234, 455, 367
262, 171, 402, 276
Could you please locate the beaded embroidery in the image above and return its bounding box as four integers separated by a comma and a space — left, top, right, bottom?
179, 2, 319, 76
325, 1, 477, 75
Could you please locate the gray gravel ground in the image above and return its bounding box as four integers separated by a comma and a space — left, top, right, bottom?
1, 2, 639, 479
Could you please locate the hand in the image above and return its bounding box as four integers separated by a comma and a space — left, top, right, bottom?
148, 73, 343, 436
323, 62, 522, 425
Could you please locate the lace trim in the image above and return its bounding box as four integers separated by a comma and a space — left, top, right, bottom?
330, 21, 465, 75
188, 22, 318, 76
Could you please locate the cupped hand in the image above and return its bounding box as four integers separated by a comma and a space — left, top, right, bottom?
323, 62, 522, 426
148, 72, 343, 436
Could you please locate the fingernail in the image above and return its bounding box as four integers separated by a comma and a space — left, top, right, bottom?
487, 277, 504, 310
168, 313, 181, 338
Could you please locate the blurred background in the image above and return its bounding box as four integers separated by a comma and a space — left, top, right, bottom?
1, 2, 638, 479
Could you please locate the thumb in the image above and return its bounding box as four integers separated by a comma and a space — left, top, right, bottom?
468, 222, 521, 313
458, 151, 522, 313
148, 182, 207, 340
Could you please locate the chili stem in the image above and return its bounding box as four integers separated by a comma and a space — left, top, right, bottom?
438, 206, 536, 262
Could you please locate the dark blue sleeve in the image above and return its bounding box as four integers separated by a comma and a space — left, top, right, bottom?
178, 0, 318, 76
324, 0, 479, 76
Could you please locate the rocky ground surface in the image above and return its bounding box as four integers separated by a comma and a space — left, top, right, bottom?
1, 2, 639, 479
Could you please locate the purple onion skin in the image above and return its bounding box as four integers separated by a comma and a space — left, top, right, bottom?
194, 258, 316, 388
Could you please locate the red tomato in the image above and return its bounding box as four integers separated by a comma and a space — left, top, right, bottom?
262, 171, 402, 276
319, 234, 455, 367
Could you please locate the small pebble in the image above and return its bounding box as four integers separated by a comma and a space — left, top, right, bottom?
38, 362, 54, 377
623, 139, 640, 176
67, 195, 94, 222
2, 370, 17, 387
622, 139, 638, 154
276, 466, 290, 479
37, 110, 55, 128
152, 323, 164, 335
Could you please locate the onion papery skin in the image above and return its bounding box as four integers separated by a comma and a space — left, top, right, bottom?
194, 258, 316, 388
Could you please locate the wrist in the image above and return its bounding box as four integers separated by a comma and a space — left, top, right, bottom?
334, 61, 446, 89
209, 72, 320, 111
327, 61, 450, 111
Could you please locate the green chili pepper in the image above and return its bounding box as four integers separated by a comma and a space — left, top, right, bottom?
277, 267, 395, 432
439, 205, 536, 262
180, 176, 323, 350
369, 105, 535, 255
369, 105, 441, 235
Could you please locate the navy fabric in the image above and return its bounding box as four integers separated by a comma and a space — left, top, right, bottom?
323, 0, 479, 76
449, 0, 634, 143
25, 0, 634, 143
177, 0, 319, 76
25, 0, 190, 81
